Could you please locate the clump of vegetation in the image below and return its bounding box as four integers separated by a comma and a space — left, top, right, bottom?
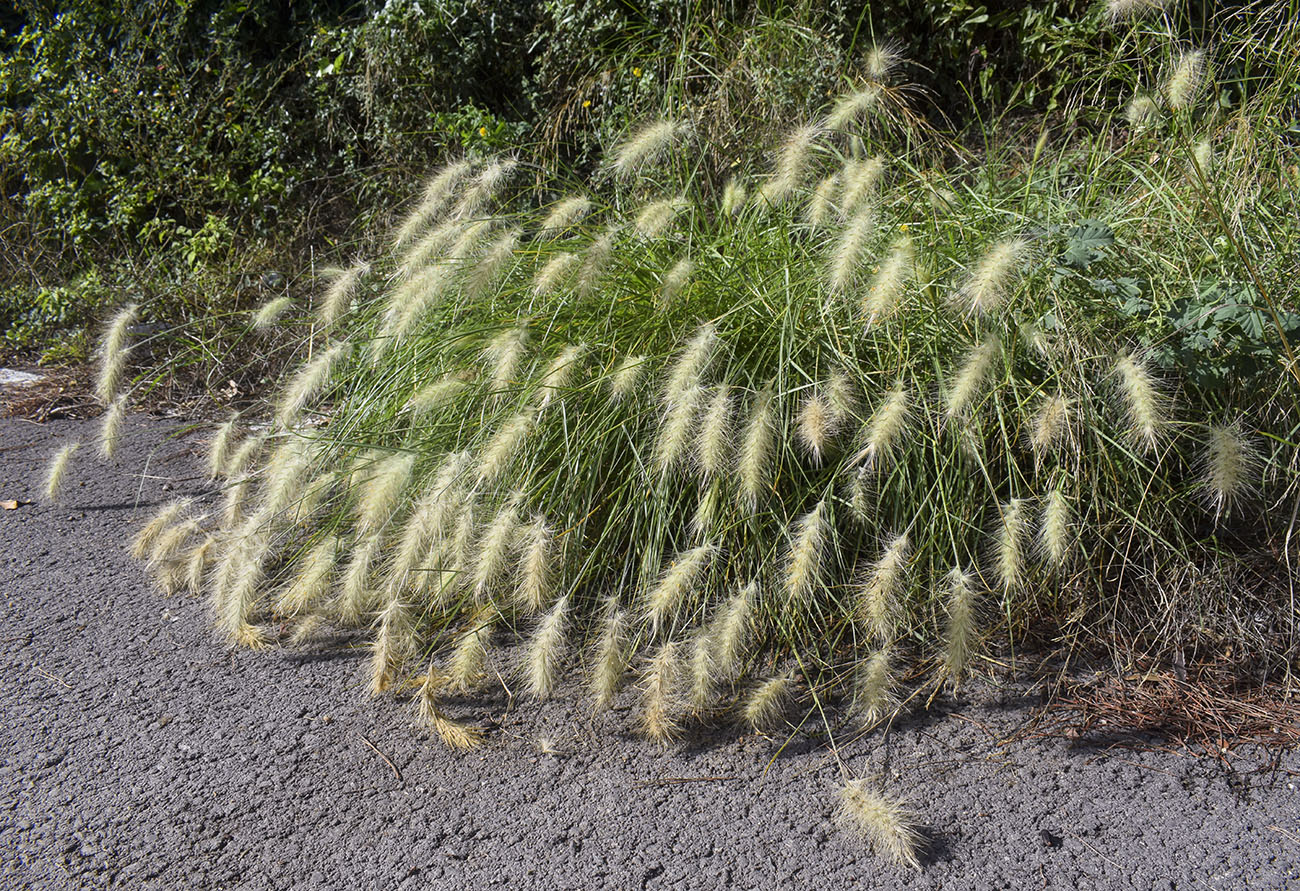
46, 0, 1300, 866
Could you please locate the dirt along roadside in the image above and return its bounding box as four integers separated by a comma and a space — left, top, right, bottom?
1, 414, 1297, 889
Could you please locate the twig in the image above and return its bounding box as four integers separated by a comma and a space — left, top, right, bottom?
360, 733, 402, 783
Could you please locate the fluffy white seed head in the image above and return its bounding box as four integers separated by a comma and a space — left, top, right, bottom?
276, 536, 338, 616
131, 498, 191, 560
591, 605, 630, 711
854, 381, 910, 472
784, 499, 830, 608
406, 375, 468, 418
252, 296, 294, 330
943, 338, 999, 421
839, 157, 885, 216
993, 498, 1027, 594
696, 385, 734, 480
1105, 0, 1169, 21
99, 394, 127, 459
1165, 48, 1208, 111
658, 258, 694, 310
464, 227, 520, 299
825, 85, 884, 131
95, 303, 138, 404
537, 343, 585, 410
525, 594, 569, 700
1202, 423, 1259, 519
805, 174, 840, 229
1029, 393, 1072, 460
276, 340, 349, 429
1125, 95, 1162, 129
540, 195, 592, 233
713, 581, 756, 679
852, 647, 898, 726
836, 780, 922, 870
394, 159, 472, 247
610, 120, 687, 179
828, 206, 876, 293
355, 451, 415, 539
738, 385, 777, 512
858, 533, 909, 645
760, 123, 821, 205
477, 409, 535, 485
318, 261, 369, 326
485, 327, 529, 402
471, 500, 521, 603
664, 324, 717, 406
644, 543, 716, 634
742, 675, 793, 733
633, 197, 686, 239
1039, 487, 1074, 569
721, 177, 747, 216
797, 392, 838, 465
447, 609, 497, 693
44, 442, 79, 503
940, 567, 978, 690
533, 250, 581, 296
609, 354, 648, 402
453, 157, 517, 219
576, 225, 619, 296
207, 414, 240, 480
641, 641, 683, 743
957, 238, 1028, 316
516, 515, 555, 614
863, 237, 913, 324
865, 42, 904, 82
1114, 354, 1167, 453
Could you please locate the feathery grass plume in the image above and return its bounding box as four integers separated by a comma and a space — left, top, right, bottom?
477, 409, 535, 484
784, 499, 830, 609
339, 534, 383, 624
993, 498, 1027, 594
213, 513, 271, 648
1202, 423, 1259, 519
207, 414, 240, 480
453, 156, 517, 219
827, 206, 876, 293
852, 646, 898, 725
252, 296, 294, 330
957, 237, 1027, 316
406, 375, 468, 417
575, 225, 618, 295
95, 303, 138, 404
537, 343, 585, 409
1125, 95, 1161, 129
940, 567, 977, 689
805, 174, 840, 229
712, 581, 755, 679
797, 392, 838, 465
738, 385, 777, 512
827, 369, 858, 423
658, 258, 694, 310
384, 453, 471, 596
447, 609, 496, 693
609, 354, 648, 402
400, 219, 466, 275
275, 536, 338, 616
696, 385, 733, 480
414, 667, 484, 750
147, 517, 201, 583
447, 497, 479, 590
380, 261, 457, 348
43, 442, 79, 503
847, 467, 872, 523
1165, 48, 1207, 111
276, 340, 349, 428
1039, 487, 1074, 569
721, 177, 747, 216
516, 515, 555, 614
354, 451, 415, 538
1114, 353, 1167, 453
1029, 392, 1072, 460
222, 475, 253, 527
858, 533, 909, 645
654, 383, 703, 476
943, 337, 999, 421
131, 498, 191, 560
525, 594, 569, 699
368, 596, 413, 696
610, 119, 686, 180
761, 122, 821, 205
394, 159, 472, 247
825, 84, 884, 131
863, 237, 913, 324
837, 780, 922, 869
1191, 139, 1214, 177
540, 195, 592, 232
641, 641, 683, 743
691, 479, 723, 540
865, 42, 904, 82
664, 324, 718, 405
644, 543, 716, 634
839, 157, 885, 216
463, 227, 520, 299
742, 674, 793, 733
1105, 0, 1168, 21
472, 498, 520, 603
223, 433, 264, 480
185, 535, 215, 595
533, 250, 581, 296
484, 326, 529, 403
99, 394, 127, 459
591, 604, 630, 710
687, 630, 716, 709
318, 261, 369, 326
447, 218, 493, 262
853, 381, 910, 472
633, 197, 685, 239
